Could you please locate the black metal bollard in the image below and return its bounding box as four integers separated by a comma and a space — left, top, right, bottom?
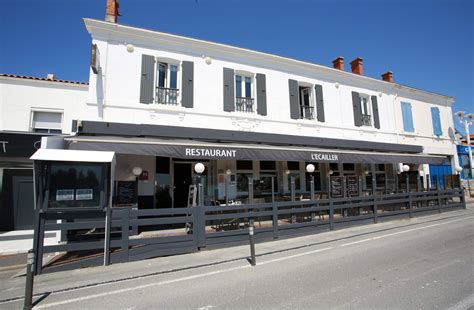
249, 225, 256, 266
24, 249, 35, 310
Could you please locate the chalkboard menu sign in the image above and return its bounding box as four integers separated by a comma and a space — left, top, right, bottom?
114, 181, 137, 205
330, 176, 343, 198
187, 185, 197, 207
346, 175, 359, 197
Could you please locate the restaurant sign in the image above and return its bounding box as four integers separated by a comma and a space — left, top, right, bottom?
311, 153, 338, 161
0, 132, 42, 158
185, 148, 237, 158
67, 140, 448, 165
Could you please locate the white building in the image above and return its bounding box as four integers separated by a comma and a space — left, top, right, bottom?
0, 74, 87, 232
0, 1, 459, 233
63, 14, 458, 209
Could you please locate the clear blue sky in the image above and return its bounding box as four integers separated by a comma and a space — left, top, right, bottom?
1, 0, 472, 133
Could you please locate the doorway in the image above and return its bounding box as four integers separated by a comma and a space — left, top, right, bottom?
173, 163, 192, 208
12, 176, 35, 230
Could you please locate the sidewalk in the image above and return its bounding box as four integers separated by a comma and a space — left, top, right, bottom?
0, 230, 60, 255
0, 204, 472, 305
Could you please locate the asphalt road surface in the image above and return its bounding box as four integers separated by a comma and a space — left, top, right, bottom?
3, 212, 474, 309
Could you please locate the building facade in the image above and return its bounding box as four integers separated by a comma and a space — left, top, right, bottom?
0, 74, 87, 231
62, 17, 459, 209
0, 10, 461, 233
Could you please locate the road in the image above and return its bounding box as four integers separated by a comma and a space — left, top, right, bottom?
1, 210, 473, 309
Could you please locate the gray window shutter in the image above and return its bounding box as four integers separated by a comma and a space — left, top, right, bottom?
352, 91, 362, 127
371, 95, 380, 129
181, 61, 194, 108
315, 84, 325, 122
289, 79, 299, 119
256, 73, 267, 116
140, 54, 155, 104
223, 68, 235, 112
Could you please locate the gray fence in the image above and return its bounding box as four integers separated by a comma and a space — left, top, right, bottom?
33, 188, 465, 274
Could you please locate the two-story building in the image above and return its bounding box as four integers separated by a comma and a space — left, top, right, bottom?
1, 1, 460, 237
54, 13, 458, 210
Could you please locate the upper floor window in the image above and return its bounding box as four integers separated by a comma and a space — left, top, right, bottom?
299, 86, 314, 120
351, 91, 380, 129
359, 94, 372, 126
289, 79, 325, 122
31, 111, 62, 134
431, 107, 442, 136
235, 74, 254, 113
139, 54, 194, 108
223, 68, 267, 116
156, 62, 179, 105
401, 101, 415, 132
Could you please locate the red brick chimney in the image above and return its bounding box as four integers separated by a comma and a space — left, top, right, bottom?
332, 57, 344, 71
350, 57, 363, 75
381, 71, 393, 83
105, 0, 119, 23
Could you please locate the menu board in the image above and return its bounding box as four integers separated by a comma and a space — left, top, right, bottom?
346, 175, 359, 197
330, 176, 343, 198
187, 185, 197, 207
114, 181, 137, 205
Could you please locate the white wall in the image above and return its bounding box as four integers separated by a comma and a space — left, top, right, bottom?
0, 77, 88, 134
115, 154, 155, 196
84, 19, 457, 160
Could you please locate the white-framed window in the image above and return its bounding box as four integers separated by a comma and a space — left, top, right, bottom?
298, 83, 315, 120
235, 72, 254, 113
359, 94, 372, 126
155, 59, 180, 105
31, 111, 63, 134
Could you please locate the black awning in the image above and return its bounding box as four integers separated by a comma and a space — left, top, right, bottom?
0, 132, 45, 158
65, 136, 449, 165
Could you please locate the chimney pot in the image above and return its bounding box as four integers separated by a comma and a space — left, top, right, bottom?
350, 57, 364, 75
332, 56, 344, 71
382, 71, 393, 83
46, 74, 56, 80
105, 0, 119, 23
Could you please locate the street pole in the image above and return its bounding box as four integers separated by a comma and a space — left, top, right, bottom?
248, 225, 256, 266
24, 249, 35, 310
464, 120, 473, 179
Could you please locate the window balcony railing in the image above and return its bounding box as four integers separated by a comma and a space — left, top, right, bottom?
300, 105, 314, 120
156, 87, 179, 105
361, 114, 372, 126
235, 97, 255, 113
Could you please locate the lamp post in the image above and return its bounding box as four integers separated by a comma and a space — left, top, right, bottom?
132, 166, 142, 206
225, 168, 232, 206
455, 111, 473, 179
306, 164, 315, 200
402, 164, 410, 192
194, 163, 205, 206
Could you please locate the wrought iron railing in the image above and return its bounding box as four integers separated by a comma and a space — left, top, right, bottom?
300, 106, 314, 120
235, 97, 255, 113
156, 87, 179, 105
361, 114, 372, 126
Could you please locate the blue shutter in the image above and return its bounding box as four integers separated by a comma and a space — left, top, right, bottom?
401, 102, 414, 132
431, 107, 442, 136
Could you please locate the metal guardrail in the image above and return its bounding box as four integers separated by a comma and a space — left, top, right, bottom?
33, 189, 465, 274
235, 97, 254, 112
156, 87, 179, 105
361, 114, 372, 126
300, 106, 314, 120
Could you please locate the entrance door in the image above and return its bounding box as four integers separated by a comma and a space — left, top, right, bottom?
12, 176, 35, 230
173, 163, 192, 208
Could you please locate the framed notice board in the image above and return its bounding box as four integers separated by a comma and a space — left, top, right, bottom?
330, 176, 343, 198
187, 185, 197, 207
114, 181, 137, 205
346, 175, 359, 197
